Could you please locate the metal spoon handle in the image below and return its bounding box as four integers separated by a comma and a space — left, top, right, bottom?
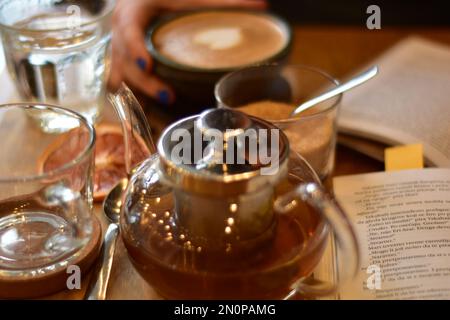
291, 65, 378, 116
84, 223, 119, 300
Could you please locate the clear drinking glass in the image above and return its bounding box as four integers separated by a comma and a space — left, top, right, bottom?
0, 103, 95, 279
215, 64, 341, 181
0, 0, 115, 132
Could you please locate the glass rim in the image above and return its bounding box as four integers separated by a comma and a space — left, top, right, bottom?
215, 63, 342, 124
0, 0, 115, 33
0, 103, 96, 183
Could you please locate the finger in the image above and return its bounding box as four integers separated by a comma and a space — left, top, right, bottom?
112, 2, 156, 72
121, 24, 153, 72
123, 62, 175, 105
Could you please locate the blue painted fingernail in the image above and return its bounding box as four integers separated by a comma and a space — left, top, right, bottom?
136, 58, 147, 71
157, 90, 170, 105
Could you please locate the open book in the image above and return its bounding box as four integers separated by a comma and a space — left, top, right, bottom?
329, 168, 450, 299
338, 37, 450, 167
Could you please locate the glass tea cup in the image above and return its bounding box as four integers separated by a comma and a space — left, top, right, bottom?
0, 103, 96, 293
215, 64, 341, 181
0, 0, 115, 132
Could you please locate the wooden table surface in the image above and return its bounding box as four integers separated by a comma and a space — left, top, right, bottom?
47, 25, 450, 299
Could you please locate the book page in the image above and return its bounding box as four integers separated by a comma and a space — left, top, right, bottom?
334, 168, 450, 299
338, 37, 450, 167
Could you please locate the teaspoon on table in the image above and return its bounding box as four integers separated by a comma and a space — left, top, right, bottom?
290, 65, 379, 117
84, 178, 128, 300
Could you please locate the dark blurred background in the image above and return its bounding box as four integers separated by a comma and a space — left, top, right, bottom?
270, 0, 450, 26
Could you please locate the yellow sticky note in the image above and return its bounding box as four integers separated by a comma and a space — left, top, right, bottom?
385, 144, 424, 171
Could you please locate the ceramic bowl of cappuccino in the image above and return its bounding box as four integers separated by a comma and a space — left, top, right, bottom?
147, 10, 292, 116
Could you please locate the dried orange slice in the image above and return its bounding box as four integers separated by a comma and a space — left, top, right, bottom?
93, 124, 128, 201
37, 127, 92, 195
38, 123, 150, 202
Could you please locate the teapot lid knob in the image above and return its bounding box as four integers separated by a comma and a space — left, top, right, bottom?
196, 108, 252, 140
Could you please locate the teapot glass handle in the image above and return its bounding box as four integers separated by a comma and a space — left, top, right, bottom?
108, 83, 157, 175
274, 182, 360, 299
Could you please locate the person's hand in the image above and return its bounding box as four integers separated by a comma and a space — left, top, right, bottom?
110, 0, 267, 105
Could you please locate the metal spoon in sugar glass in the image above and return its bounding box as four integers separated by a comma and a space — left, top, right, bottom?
290, 66, 378, 117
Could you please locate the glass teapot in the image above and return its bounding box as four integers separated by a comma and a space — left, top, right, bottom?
109, 84, 359, 300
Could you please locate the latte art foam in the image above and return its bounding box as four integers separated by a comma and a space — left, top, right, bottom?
152, 11, 289, 70
193, 27, 243, 50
